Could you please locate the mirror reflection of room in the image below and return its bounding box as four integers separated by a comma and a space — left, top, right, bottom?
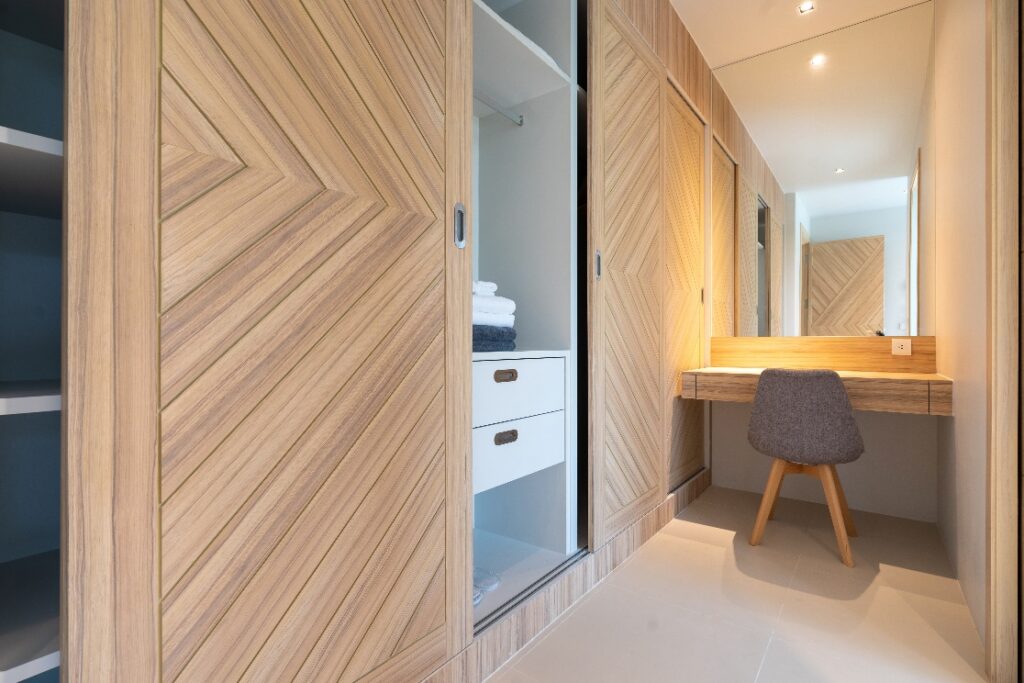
713, 2, 934, 337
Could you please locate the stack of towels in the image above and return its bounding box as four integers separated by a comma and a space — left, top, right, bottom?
473, 281, 517, 352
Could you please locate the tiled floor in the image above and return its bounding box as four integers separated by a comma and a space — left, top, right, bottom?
487, 487, 987, 683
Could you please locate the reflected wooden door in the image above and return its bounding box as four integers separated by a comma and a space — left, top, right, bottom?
590, 0, 665, 547
711, 141, 736, 337
157, 0, 469, 680
807, 236, 885, 336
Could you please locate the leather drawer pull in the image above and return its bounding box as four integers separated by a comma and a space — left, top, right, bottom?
493, 369, 518, 383
494, 429, 519, 446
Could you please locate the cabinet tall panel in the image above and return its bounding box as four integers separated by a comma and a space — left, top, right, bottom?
590, 0, 665, 547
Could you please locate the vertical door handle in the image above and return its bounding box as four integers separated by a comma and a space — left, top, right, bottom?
595, 249, 602, 280
453, 202, 466, 249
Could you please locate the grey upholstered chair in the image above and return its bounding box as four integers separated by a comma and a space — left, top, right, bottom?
747, 369, 865, 566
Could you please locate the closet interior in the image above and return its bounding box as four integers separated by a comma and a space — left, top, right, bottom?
0, 1, 63, 682
470, 0, 585, 625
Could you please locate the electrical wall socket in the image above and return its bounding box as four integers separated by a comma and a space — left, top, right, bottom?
892, 338, 912, 356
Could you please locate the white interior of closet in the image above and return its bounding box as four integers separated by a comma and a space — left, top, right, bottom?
470, 0, 582, 624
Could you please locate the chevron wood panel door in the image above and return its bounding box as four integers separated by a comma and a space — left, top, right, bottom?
157, 1, 468, 680
711, 141, 736, 337
736, 176, 759, 336
590, 0, 665, 547
664, 87, 705, 490
808, 236, 885, 336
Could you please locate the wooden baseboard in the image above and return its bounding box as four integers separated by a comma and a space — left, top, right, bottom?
423, 469, 712, 682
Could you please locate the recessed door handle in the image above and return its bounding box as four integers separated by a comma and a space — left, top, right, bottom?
493, 369, 518, 383
453, 202, 466, 249
494, 429, 518, 446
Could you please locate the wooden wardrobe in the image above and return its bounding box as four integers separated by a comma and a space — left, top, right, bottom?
63, 0, 707, 679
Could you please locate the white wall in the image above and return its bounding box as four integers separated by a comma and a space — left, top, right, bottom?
712, 403, 939, 522
912, 36, 937, 337
931, 0, 988, 642
808, 206, 910, 336
782, 193, 809, 336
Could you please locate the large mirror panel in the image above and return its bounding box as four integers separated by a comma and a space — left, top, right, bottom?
714, 2, 934, 336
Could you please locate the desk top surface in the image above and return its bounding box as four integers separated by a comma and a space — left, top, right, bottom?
685, 367, 952, 383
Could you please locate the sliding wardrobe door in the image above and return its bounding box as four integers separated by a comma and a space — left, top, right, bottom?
67, 0, 471, 679
664, 88, 705, 490
735, 176, 759, 336
589, 0, 665, 547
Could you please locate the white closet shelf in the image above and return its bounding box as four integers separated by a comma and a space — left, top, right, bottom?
0, 381, 61, 416
0, 551, 60, 683
0, 127, 63, 218
473, 0, 571, 114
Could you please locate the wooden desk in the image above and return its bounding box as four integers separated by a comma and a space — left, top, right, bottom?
680, 367, 953, 416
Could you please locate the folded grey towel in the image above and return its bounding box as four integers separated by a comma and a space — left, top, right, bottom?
473, 325, 517, 342
474, 339, 516, 353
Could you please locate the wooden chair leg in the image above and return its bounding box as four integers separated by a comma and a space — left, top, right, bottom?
768, 469, 787, 520
819, 465, 854, 567
829, 465, 857, 537
750, 459, 787, 546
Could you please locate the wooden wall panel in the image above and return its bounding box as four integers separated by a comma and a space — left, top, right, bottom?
64, 0, 161, 680
591, 0, 665, 547
736, 176, 759, 336
710, 335, 939, 374
157, 1, 463, 681
657, 0, 712, 121
769, 216, 783, 336
664, 87, 705, 489
711, 140, 736, 336
808, 236, 885, 336
611, 0, 661, 56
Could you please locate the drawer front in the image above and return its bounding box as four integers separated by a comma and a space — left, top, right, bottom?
473, 411, 565, 494
472, 357, 564, 427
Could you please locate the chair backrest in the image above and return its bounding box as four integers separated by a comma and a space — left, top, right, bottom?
747, 369, 865, 465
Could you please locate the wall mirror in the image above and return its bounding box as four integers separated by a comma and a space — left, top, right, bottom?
713, 1, 934, 337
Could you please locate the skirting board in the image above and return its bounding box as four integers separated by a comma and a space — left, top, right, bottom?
422, 468, 712, 682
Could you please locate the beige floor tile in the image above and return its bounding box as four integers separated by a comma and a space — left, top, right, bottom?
510, 584, 772, 683
484, 488, 985, 683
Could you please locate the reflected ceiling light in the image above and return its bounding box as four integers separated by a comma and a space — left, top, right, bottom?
834, 168, 846, 175
810, 53, 827, 68
797, 1, 816, 14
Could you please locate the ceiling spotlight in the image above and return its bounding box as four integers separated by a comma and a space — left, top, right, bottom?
810, 53, 827, 68
797, 1, 816, 14
834, 168, 846, 175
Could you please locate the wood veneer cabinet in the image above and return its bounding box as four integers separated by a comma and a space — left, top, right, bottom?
66, 0, 471, 679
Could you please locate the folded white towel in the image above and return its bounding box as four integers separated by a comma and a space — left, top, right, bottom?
473, 281, 498, 296
473, 294, 516, 315
473, 311, 515, 328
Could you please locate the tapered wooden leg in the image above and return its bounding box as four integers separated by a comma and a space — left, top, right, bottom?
829, 465, 857, 537
819, 465, 854, 567
751, 459, 787, 546
768, 469, 787, 520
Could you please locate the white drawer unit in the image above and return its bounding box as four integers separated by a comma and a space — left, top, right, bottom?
472, 410, 565, 494
472, 356, 565, 427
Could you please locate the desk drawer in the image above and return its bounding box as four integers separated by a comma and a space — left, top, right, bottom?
472, 357, 564, 427
473, 411, 564, 494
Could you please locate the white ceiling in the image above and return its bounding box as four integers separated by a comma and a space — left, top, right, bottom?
669, 0, 927, 69
799, 177, 908, 218
711, 2, 932, 201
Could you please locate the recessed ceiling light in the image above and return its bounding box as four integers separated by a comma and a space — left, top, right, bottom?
810, 53, 827, 68
834, 168, 846, 175
797, 1, 816, 14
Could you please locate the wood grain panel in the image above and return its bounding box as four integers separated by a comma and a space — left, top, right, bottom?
711, 140, 736, 336
64, 0, 160, 679
664, 87, 705, 490
157, 2, 464, 681
808, 236, 885, 336
710, 336, 939, 373
736, 176, 759, 336
592, 0, 665, 546
682, 368, 948, 415
611, 0, 660, 55
930, 381, 953, 417
658, 0, 711, 119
